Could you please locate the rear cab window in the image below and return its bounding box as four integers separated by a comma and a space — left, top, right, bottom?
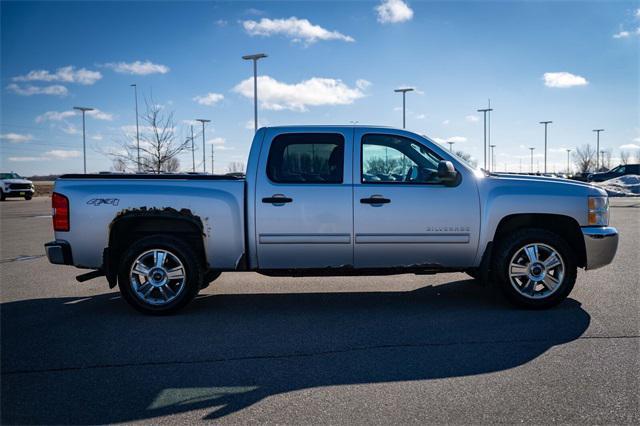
267, 133, 344, 184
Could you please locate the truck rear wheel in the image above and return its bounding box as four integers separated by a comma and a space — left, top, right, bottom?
493, 228, 577, 309
117, 235, 203, 315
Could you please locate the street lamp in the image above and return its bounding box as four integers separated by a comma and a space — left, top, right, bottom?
190, 125, 196, 172
529, 147, 535, 173
593, 129, 604, 171
195, 119, 211, 173
566, 149, 572, 175
447, 141, 455, 152
539, 121, 552, 173
477, 104, 493, 170
242, 53, 267, 133
394, 88, 414, 129
131, 84, 140, 172
73, 106, 94, 174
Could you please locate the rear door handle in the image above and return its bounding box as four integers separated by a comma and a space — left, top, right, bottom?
360, 196, 391, 205
262, 195, 293, 204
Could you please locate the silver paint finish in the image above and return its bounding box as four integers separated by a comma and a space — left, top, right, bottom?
582, 226, 619, 270
52, 125, 618, 275
254, 127, 354, 269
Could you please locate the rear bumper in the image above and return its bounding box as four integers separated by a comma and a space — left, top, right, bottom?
45, 240, 73, 265
582, 227, 618, 270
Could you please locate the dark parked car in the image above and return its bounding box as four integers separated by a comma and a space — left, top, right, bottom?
587, 164, 640, 182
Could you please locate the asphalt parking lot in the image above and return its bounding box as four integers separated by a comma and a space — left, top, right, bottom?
1, 196, 638, 424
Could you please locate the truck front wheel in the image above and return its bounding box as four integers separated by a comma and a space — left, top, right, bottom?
117, 235, 204, 315
492, 228, 577, 309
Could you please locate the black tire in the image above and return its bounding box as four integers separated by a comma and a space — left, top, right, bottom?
466, 269, 479, 280
0, 190, 5, 201
25, 194, 32, 200
117, 235, 204, 315
492, 228, 577, 309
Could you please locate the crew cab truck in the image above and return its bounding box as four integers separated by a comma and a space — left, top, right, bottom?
45, 126, 619, 314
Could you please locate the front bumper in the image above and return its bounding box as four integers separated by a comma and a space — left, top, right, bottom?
45, 240, 73, 265
582, 227, 618, 270
3, 188, 35, 196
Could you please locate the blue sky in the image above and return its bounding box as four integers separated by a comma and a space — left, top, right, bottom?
1, 0, 639, 175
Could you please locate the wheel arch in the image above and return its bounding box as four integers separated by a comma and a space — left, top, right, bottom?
105, 208, 207, 288
492, 213, 586, 268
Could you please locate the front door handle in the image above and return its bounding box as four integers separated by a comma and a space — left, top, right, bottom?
360, 196, 391, 205
262, 195, 293, 204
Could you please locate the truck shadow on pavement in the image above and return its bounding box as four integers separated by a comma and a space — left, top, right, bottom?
1, 278, 590, 424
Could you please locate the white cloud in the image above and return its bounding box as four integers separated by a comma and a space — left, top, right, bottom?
104, 60, 169, 75
543, 72, 588, 88
233, 75, 367, 111
448, 136, 467, 143
91, 134, 103, 141
613, 30, 631, 39
207, 137, 226, 145
86, 109, 114, 121
35, 110, 76, 123
193, 93, 224, 106
13, 66, 102, 85
36, 109, 112, 123
45, 150, 82, 159
61, 124, 79, 135
415, 114, 426, 120
215, 19, 228, 27
0, 133, 34, 143
636, 8, 640, 18
442, 119, 450, 125
242, 17, 354, 43
465, 115, 479, 123
8, 156, 48, 162
375, 0, 414, 24
356, 79, 372, 90
620, 143, 640, 150
6, 83, 68, 96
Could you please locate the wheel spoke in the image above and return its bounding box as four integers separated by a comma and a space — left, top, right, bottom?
522, 279, 536, 295
158, 286, 168, 300
133, 261, 150, 276
510, 263, 528, 277
163, 285, 176, 299
542, 274, 559, 291
154, 250, 167, 268
166, 266, 185, 280
543, 253, 561, 270
524, 245, 539, 263
143, 283, 154, 298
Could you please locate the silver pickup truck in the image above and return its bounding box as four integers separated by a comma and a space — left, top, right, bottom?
45, 126, 619, 314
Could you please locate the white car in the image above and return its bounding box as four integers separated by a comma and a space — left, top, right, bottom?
0, 172, 35, 201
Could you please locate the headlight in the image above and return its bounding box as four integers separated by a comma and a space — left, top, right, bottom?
588, 196, 609, 226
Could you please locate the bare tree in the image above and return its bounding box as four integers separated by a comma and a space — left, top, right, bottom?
226, 161, 246, 173
573, 144, 597, 173
111, 158, 127, 172
108, 97, 190, 173
454, 150, 477, 167
620, 150, 630, 165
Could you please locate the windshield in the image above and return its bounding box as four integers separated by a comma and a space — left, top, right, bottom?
0, 173, 22, 179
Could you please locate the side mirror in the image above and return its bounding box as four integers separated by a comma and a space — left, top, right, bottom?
437, 160, 458, 185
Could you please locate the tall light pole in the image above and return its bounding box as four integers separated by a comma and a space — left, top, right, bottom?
190, 125, 195, 172
529, 147, 535, 173
490, 144, 496, 172
566, 149, 572, 174
447, 141, 455, 152
131, 84, 140, 172
73, 106, 94, 174
242, 53, 267, 133
196, 119, 210, 173
539, 121, 552, 173
477, 104, 493, 170
593, 129, 604, 171
211, 144, 215, 174
394, 88, 414, 129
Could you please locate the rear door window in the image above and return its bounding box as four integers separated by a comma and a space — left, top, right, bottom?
267, 133, 344, 184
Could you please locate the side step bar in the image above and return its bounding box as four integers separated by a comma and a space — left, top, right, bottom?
76, 270, 105, 283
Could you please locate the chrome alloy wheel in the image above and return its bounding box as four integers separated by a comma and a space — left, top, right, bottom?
508, 243, 565, 299
129, 249, 186, 306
